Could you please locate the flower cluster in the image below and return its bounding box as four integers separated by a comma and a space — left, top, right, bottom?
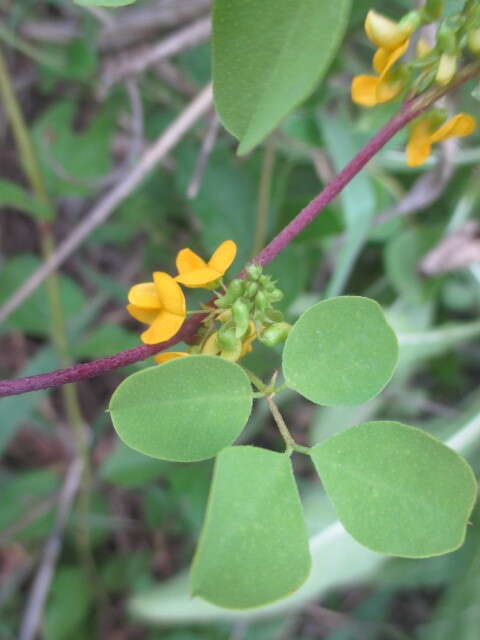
352, 3, 478, 166
126, 241, 290, 365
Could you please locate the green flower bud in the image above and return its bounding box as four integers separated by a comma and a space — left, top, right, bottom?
228, 279, 245, 299
232, 298, 250, 338
245, 281, 259, 298
258, 275, 270, 287
435, 53, 457, 86
267, 288, 284, 303
468, 29, 480, 55
259, 322, 292, 347
218, 325, 240, 352
265, 309, 284, 323
246, 264, 262, 280
254, 290, 268, 312
399, 11, 421, 33
437, 23, 457, 54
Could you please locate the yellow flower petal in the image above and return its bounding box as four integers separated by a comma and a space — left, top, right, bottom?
429, 114, 477, 144
140, 310, 184, 345
128, 283, 161, 309
126, 304, 159, 324
175, 267, 221, 287
406, 119, 432, 167
154, 351, 188, 364
176, 248, 207, 274
351, 75, 380, 107
406, 139, 432, 167
153, 272, 186, 316
377, 40, 409, 76
365, 10, 410, 50
208, 240, 237, 274
376, 78, 403, 103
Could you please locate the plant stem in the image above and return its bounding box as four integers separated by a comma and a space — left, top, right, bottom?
0, 47, 94, 579
265, 395, 296, 452
1, 62, 480, 398
252, 137, 275, 257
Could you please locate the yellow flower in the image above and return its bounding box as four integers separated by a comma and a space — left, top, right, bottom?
154, 351, 188, 364
351, 40, 409, 107
127, 272, 186, 345
365, 10, 411, 50
175, 240, 237, 288
435, 53, 457, 86
406, 113, 476, 167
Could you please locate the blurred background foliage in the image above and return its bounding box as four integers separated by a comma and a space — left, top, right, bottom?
1, 0, 480, 638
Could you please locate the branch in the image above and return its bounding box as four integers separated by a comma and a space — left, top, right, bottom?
1, 64, 479, 399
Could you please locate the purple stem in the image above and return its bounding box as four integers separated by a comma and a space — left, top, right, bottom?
0, 97, 434, 399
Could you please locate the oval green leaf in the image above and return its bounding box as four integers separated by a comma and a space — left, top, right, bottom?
311, 421, 477, 557
213, 0, 351, 155
190, 446, 311, 609
283, 296, 399, 406
109, 355, 253, 462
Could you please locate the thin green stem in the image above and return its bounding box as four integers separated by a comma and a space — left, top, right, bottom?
265, 395, 296, 452
0, 47, 94, 585
252, 137, 276, 257
244, 368, 271, 394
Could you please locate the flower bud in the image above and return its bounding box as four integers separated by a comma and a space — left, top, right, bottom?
244, 281, 259, 298
217, 325, 240, 352
468, 29, 480, 55
437, 23, 457, 54
365, 10, 411, 50
265, 308, 284, 323
232, 298, 250, 338
267, 288, 284, 303
246, 264, 262, 280
436, 53, 457, 86
259, 322, 292, 347
254, 290, 268, 312
228, 279, 245, 299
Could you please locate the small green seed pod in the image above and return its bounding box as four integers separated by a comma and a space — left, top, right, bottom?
265, 309, 284, 323
259, 322, 292, 347
232, 298, 250, 338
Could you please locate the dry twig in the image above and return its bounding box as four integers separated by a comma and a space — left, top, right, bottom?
18, 458, 83, 640
0, 84, 213, 326
100, 17, 211, 93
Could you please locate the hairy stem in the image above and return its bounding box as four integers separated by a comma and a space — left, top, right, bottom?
1, 62, 480, 399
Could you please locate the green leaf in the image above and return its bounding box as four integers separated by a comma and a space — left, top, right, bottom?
283, 296, 399, 406
0, 179, 53, 221
190, 446, 311, 609
109, 355, 253, 462
311, 421, 477, 557
213, 0, 351, 154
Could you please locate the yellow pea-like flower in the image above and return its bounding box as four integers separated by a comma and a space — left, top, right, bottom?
127, 272, 186, 345
351, 40, 409, 107
365, 10, 411, 50
175, 240, 237, 288
406, 113, 477, 167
